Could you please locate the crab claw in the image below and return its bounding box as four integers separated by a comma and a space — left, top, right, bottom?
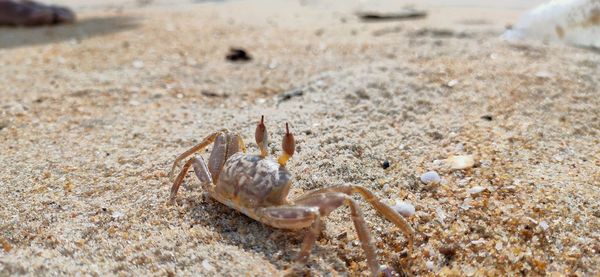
278, 123, 295, 166
255, 115, 269, 157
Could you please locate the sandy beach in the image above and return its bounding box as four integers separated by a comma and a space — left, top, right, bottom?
1, 0, 599, 276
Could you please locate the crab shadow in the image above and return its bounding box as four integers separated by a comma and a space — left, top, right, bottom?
187, 194, 348, 273
0, 15, 139, 49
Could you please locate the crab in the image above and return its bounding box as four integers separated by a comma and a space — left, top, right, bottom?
168, 116, 414, 276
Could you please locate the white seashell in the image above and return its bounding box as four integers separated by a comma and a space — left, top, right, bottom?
392, 201, 415, 217
446, 155, 475, 170
468, 186, 486, 195
446, 79, 459, 87
502, 0, 600, 48
420, 171, 441, 185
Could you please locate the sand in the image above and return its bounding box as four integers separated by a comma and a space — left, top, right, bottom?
1, 0, 599, 276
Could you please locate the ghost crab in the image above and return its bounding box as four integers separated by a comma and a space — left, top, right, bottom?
168, 116, 414, 276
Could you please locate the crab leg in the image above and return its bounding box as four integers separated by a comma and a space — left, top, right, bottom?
231, 133, 247, 154
253, 192, 381, 275
254, 205, 324, 262
297, 213, 322, 262
294, 185, 414, 252
169, 130, 225, 180
292, 192, 381, 276
192, 156, 213, 187
170, 156, 215, 203
169, 158, 194, 202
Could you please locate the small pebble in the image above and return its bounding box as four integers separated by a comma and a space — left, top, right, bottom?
446, 79, 459, 87
535, 70, 553, 79
268, 60, 278, 69
468, 186, 486, 195
539, 221, 549, 231
426, 260, 434, 270
382, 160, 390, 169
454, 143, 465, 152
5, 102, 27, 116
502, 185, 516, 192
202, 260, 214, 271
392, 201, 415, 217
186, 58, 197, 66
480, 160, 492, 167
525, 217, 538, 225
481, 115, 493, 121
420, 171, 441, 185
436, 207, 446, 223
464, 266, 477, 276
111, 211, 124, 219
460, 197, 472, 210
553, 155, 564, 162
132, 60, 144, 69
470, 238, 486, 245
226, 48, 252, 62
439, 245, 457, 258
446, 155, 475, 170
336, 231, 347, 240
382, 183, 391, 192
381, 267, 397, 276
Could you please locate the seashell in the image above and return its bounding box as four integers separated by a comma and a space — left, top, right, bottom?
468, 186, 486, 195
446, 155, 475, 170
392, 201, 415, 217
420, 171, 441, 185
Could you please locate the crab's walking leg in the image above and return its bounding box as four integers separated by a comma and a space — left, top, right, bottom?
294, 185, 414, 252
298, 214, 322, 262
169, 156, 214, 202
292, 192, 381, 276
233, 133, 247, 154
252, 205, 322, 261
258, 193, 382, 275
170, 158, 194, 202
254, 205, 324, 263
192, 156, 213, 187
169, 130, 225, 180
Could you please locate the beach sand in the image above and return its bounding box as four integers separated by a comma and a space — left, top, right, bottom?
1, 0, 598, 275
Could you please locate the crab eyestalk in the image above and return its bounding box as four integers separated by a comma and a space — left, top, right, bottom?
278, 123, 295, 167
255, 115, 269, 157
